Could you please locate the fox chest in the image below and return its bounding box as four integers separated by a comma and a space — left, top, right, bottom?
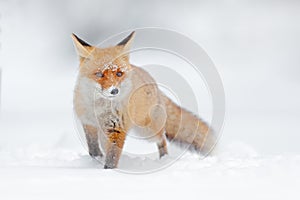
75, 88, 125, 128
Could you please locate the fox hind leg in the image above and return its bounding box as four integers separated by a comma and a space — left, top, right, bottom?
148, 104, 168, 159
83, 124, 103, 158
156, 132, 168, 159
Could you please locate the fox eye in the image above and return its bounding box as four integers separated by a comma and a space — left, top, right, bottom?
116, 72, 123, 77
95, 72, 104, 78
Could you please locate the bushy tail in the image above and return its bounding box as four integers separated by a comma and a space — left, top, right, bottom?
161, 94, 217, 156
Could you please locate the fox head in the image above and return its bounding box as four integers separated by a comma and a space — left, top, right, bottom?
72, 32, 135, 98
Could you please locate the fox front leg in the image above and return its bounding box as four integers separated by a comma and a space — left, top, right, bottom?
104, 128, 126, 169
83, 125, 103, 157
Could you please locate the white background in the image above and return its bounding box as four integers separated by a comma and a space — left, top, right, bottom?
0, 0, 300, 199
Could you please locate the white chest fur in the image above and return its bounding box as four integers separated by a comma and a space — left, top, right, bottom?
74, 75, 132, 127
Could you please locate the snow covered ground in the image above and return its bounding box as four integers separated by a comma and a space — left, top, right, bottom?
0, 141, 300, 200
0, 110, 299, 200
1, 130, 300, 200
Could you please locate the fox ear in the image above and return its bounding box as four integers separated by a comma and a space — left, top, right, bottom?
71, 33, 92, 58
117, 31, 135, 52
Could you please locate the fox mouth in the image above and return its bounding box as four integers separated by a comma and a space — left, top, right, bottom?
100, 87, 120, 99
102, 93, 118, 99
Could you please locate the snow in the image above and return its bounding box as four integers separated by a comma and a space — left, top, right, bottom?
0, 140, 300, 200
1, 108, 299, 199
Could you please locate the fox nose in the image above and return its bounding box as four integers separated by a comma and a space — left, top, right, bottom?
110, 88, 119, 95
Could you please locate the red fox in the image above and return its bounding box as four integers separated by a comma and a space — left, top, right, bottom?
72, 31, 216, 169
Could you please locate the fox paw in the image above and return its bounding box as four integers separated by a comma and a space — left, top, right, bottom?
104, 164, 116, 169
88, 149, 103, 158
159, 151, 168, 159
158, 145, 168, 159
